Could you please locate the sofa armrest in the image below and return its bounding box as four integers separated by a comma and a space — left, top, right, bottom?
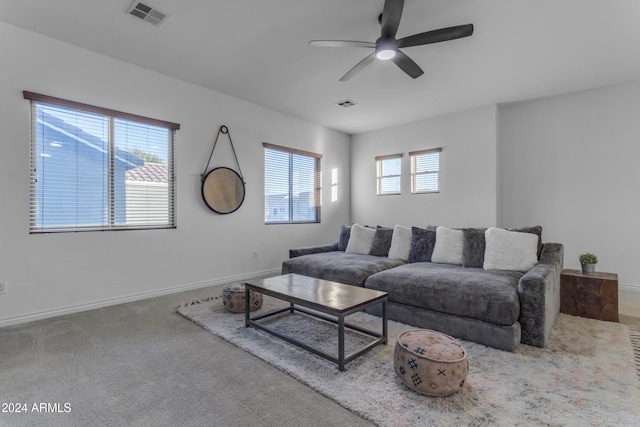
518, 243, 564, 347
289, 242, 340, 258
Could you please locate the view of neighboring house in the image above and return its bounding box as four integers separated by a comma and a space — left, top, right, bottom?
34, 109, 169, 229
264, 191, 316, 223
125, 162, 169, 225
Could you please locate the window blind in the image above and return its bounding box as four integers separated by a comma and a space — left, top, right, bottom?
410, 148, 441, 194
376, 153, 402, 195
25, 92, 178, 233
264, 143, 321, 224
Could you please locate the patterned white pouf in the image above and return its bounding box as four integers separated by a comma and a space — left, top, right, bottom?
222, 283, 263, 313
394, 329, 468, 396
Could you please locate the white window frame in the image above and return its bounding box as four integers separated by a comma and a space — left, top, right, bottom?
410, 148, 441, 194
376, 154, 402, 196
24, 91, 179, 233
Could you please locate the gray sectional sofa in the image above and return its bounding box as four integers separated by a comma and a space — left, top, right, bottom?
281, 224, 564, 352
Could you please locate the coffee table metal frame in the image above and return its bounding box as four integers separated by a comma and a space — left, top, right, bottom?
244, 274, 388, 372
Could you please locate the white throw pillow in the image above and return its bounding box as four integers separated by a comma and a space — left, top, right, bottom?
388, 225, 412, 261
483, 227, 539, 271
431, 226, 464, 265
345, 224, 376, 255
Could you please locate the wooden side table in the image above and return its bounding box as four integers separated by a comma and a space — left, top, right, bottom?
560, 269, 618, 322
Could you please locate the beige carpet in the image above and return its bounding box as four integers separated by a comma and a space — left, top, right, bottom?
179, 294, 640, 427
0, 286, 372, 427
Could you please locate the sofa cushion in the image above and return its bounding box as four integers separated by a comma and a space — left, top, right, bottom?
408, 226, 436, 263
366, 302, 521, 352
483, 227, 539, 272
431, 226, 464, 265
510, 225, 543, 257
369, 226, 394, 257
388, 225, 412, 261
345, 224, 376, 255
337, 225, 352, 251
462, 228, 487, 268
461, 226, 541, 267
364, 262, 522, 325
281, 252, 405, 287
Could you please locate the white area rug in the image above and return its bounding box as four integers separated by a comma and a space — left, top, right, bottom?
631, 329, 640, 375
178, 295, 640, 427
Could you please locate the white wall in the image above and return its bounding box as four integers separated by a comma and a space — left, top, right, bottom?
0, 22, 351, 325
499, 80, 640, 287
350, 105, 499, 228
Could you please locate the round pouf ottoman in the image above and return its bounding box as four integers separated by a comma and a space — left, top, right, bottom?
394, 329, 468, 396
222, 283, 263, 313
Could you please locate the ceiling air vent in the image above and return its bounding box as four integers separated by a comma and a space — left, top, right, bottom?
128, 2, 168, 26
336, 99, 358, 108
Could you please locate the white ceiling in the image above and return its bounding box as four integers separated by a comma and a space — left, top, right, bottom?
2, 0, 640, 134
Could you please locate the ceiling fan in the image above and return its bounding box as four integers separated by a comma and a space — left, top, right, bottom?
309, 0, 473, 81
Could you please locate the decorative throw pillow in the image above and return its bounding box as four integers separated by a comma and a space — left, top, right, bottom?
408, 226, 437, 263
462, 228, 487, 268
369, 226, 394, 257
338, 224, 352, 251
483, 227, 539, 271
509, 225, 543, 257
345, 224, 376, 255
431, 227, 464, 265
388, 225, 412, 261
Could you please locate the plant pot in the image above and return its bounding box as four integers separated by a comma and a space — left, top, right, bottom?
581, 263, 596, 275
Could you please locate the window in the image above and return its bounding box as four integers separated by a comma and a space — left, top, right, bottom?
24, 91, 179, 233
331, 168, 339, 202
410, 148, 441, 194
376, 154, 402, 195
263, 143, 321, 224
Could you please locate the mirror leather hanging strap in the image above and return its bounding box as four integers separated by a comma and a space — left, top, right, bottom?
201, 125, 246, 214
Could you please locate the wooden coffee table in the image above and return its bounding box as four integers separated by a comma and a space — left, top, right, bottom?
244, 274, 388, 371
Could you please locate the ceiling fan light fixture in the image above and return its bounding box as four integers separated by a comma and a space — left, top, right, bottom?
375, 39, 397, 60
376, 48, 396, 60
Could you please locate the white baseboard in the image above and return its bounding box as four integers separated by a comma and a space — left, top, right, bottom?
0, 269, 281, 328
619, 283, 640, 293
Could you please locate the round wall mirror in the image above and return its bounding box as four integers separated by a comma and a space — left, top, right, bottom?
201, 167, 245, 214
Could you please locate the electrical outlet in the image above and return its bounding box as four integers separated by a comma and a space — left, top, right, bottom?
0, 281, 6, 295
252, 252, 258, 260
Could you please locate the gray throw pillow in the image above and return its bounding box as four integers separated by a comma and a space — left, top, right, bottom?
338, 225, 351, 251
462, 228, 487, 268
369, 227, 394, 257
408, 226, 437, 263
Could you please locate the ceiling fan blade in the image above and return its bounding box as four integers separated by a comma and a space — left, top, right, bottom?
381, 0, 404, 39
397, 24, 474, 48
391, 50, 424, 79
339, 52, 376, 82
309, 40, 376, 48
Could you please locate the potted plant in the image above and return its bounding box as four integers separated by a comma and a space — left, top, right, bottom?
579, 252, 598, 275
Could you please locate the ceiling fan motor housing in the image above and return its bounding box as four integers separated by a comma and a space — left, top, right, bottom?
375, 37, 397, 60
